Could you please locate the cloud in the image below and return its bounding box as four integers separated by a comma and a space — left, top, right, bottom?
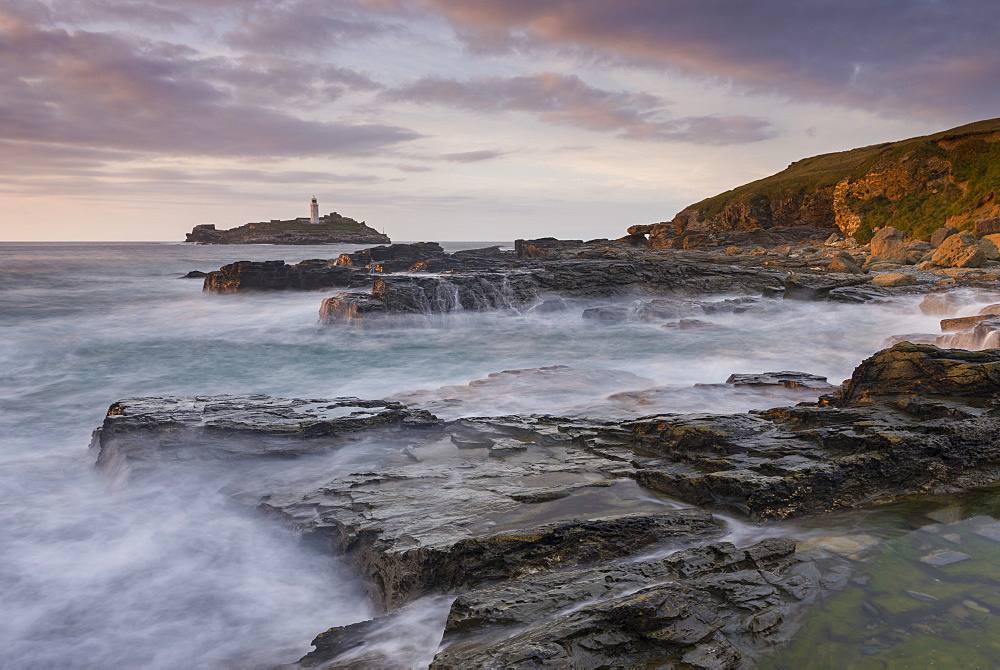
440, 149, 506, 162
0, 13, 418, 159
223, 1, 398, 55
389, 0, 1000, 120
382, 72, 774, 144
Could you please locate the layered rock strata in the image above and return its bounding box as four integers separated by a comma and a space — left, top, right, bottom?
90, 341, 1000, 668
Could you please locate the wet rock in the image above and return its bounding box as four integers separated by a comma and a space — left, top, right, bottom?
940, 315, 994, 331
871, 272, 917, 287
614, 343, 1000, 519
931, 232, 986, 268
319, 273, 539, 323
930, 226, 959, 247
90, 395, 438, 478
203, 259, 369, 293
429, 538, 848, 670
870, 226, 909, 263
726, 371, 834, 391
835, 341, 1000, 402
826, 285, 892, 303
335, 242, 448, 272
180, 270, 208, 278
783, 273, 869, 300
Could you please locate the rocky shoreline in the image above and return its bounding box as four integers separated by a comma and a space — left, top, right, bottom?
117, 219, 1000, 666
89, 336, 1000, 667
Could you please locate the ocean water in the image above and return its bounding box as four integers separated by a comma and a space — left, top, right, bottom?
0, 241, 981, 669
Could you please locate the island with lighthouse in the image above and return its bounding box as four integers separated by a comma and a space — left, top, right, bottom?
185, 197, 391, 245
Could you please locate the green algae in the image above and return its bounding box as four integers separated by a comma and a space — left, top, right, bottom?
762, 486, 1000, 670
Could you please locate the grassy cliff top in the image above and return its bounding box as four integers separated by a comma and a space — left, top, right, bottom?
235, 212, 369, 233
690, 118, 1000, 222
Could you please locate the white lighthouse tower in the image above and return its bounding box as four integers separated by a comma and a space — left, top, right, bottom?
309, 196, 320, 224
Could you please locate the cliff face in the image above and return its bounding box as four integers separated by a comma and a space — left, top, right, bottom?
651, 118, 1000, 247
185, 212, 391, 245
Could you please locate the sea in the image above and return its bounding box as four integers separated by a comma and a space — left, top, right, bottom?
0, 241, 995, 669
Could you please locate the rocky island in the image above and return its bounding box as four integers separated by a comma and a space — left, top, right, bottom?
185, 200, 390, 245
117, 118, 1000, 668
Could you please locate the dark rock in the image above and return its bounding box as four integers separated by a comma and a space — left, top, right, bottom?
834, 341, 1000, 404
185, 213, 390, 245
826, 285, 892, 303
90, 395, 438, 481
203, 259, 368, 293
334, 242, 448, 272
783, 273, 869, 300
319, 273, 539, 323
726, 371, 834, 391
974, 217, 1000, 236
930, 226, 959, 247
429, 538, 847, 670
180, 270, 207, 278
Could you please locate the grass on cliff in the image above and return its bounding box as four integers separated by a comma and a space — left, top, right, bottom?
690, 118, 1000, 240
235, 212, 370, 233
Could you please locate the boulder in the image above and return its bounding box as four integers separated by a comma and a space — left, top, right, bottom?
929, 226, 959, 247
974, 217, 1000, 236
834, 341, 1000, 403
980, 236, 1000, 261
827, 251, 864, 274
931, 233, 986, 268
626, 224, 654, 236
869, 226, 909, 263
983, 233, 1000, 253
871, 272, 917, 287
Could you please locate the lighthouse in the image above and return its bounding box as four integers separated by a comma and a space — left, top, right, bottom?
310, 196, 319, 224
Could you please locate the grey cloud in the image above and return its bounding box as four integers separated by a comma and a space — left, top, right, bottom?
400, 0, 1000, 120
382, 73, 774, 145
441, 149, 506, 162
0, 14, 418, 158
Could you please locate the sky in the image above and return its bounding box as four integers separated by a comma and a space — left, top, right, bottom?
2, 0, 998, 242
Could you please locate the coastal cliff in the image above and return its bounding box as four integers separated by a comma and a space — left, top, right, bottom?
185, 211, 390, 245
647, 117, 1000, 248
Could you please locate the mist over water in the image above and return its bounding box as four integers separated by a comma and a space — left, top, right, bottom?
0, 242, 968, 668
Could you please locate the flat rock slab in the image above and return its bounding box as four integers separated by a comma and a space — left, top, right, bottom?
257, 422, 722, 609
91, 395, 438, 476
